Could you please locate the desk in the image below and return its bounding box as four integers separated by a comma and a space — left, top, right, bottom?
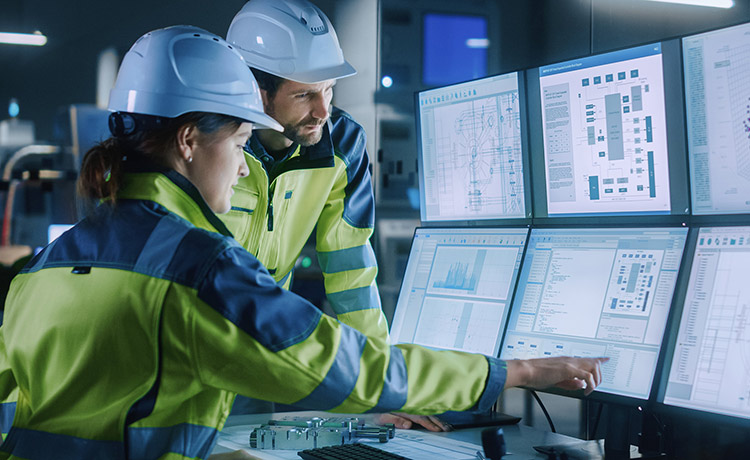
211, 411, 587, 459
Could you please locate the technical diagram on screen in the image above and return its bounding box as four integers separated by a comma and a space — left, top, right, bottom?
662, 227, 750, 420
538, 43, 672, 216
500, 227, 687, 399
390, 227, 528, 357
684, 22, 750, 215
417, 73, 527, 222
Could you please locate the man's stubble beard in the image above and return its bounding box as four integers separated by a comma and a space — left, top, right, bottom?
266, 101, 328, 147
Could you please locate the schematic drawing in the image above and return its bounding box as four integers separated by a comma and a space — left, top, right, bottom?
432, 92, 524, 217
694, 251, 750, 410
728, 42, 750, 182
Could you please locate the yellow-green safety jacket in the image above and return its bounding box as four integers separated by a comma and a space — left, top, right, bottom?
0, 167, 506, 459
219, 107, 387, 338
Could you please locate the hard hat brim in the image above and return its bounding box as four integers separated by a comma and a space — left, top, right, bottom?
109, 89, 283, 132
278, 60, 357, 84
246, 110, 284, 132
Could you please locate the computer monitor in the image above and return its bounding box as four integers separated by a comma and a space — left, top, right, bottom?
527, 40, 689, 219
422, 13, 488, 87
658, 226, 750, 424
390, 227, 528, 357
416, 72, 530, 223
683, 22, 750, 216
500, 227, 688, 402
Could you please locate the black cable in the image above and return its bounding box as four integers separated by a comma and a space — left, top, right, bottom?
590, 402, 604, 439
529, 390, 556, 433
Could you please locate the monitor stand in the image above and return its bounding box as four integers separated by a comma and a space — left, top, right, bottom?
437, 409, 521, 430
531, 404, 665, 459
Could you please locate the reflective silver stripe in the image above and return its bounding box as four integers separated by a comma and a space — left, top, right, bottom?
292, 325, 366, 410
317, 245, 377, 274
366, 346, 408, 413
327, 285, 381, 314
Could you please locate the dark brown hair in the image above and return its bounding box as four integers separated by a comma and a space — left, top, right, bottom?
250, 67, 286, 99
77, 112, 243, 210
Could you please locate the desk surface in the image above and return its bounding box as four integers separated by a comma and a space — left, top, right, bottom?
212, 411, 588, 459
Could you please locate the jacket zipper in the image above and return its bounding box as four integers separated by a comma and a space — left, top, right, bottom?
267, 189, 274, 232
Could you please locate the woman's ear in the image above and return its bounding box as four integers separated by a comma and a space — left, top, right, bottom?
176, 123, 199, 164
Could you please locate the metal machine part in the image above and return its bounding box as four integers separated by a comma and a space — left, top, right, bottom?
249, 417, 394, 450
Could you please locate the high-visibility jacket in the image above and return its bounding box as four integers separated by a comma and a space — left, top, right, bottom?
0, 168, 506, 459
219, 107, 387, 338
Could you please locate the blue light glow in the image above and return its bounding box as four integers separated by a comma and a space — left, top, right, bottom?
8, 99, 19, 118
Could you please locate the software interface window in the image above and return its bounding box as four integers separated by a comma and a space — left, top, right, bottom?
390, 228, 528, 357
684, 23, 750, 215
539, 44, 671, 216
663, 227, 750, 419
501, 228, 688, 399
417, 73, 526, 222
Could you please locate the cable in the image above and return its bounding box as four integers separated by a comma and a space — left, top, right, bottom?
590, 402, 604, 439
529, 390, 556, 433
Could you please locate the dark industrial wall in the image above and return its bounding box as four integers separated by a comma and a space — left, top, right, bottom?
0, 0, 340, 141
498, 0, 750, 73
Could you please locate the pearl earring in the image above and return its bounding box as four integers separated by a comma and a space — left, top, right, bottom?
186, 156, 193, 163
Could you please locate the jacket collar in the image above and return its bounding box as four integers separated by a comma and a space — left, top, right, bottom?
118, 166, 233, 238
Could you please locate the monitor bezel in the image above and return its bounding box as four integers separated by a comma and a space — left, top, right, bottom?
500, 223, 692, 408
414, 70, 534, 226
388, 225, 531, 359
527, 38, 690, 223
682, 20, 750, 217
652, 223, 750, 428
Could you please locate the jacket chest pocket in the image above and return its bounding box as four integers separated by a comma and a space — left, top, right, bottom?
220, 190, 260, 252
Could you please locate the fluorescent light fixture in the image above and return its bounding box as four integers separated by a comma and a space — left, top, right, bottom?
466, 38, 490, 49
0, 31, 47, 46
643, 0, 733, 8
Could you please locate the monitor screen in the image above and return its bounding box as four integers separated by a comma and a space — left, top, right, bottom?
390, 227, 528, 357
661, 226, 750, 420
422, 13, 488, 87
529, 40, 689, 218
683, 22, 750, 215
501, 227, 688, 400
416, 72, 528, 222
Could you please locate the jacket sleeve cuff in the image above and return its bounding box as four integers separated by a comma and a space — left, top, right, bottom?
474, 357, 507, 413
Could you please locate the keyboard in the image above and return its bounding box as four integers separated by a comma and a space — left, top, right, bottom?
298, 442, 412, 460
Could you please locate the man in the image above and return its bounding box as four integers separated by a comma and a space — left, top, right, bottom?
222, 0, 445, 428
224, 5, 387, 351
224, 0, 383, 338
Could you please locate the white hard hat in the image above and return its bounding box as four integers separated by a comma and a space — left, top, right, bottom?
227, 0, 356, 83
108, 25, 282, 131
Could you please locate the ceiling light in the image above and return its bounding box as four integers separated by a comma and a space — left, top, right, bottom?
0, 31, 47, 46
643, 0, 733, 8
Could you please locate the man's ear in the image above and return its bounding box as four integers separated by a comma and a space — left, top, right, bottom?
260, 88, 270, 110
176, 123, 199, 161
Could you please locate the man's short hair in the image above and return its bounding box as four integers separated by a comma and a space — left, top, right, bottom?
250, 67, 285, 99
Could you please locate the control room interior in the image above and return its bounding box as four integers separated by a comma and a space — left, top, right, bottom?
2, 0, 750, 458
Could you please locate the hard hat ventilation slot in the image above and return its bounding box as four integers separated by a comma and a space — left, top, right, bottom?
299, 7, 327, 35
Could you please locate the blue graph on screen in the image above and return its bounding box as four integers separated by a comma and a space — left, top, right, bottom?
432, 261, 479, 291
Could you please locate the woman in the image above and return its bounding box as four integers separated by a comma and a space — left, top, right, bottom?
0, 25, 606, 460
